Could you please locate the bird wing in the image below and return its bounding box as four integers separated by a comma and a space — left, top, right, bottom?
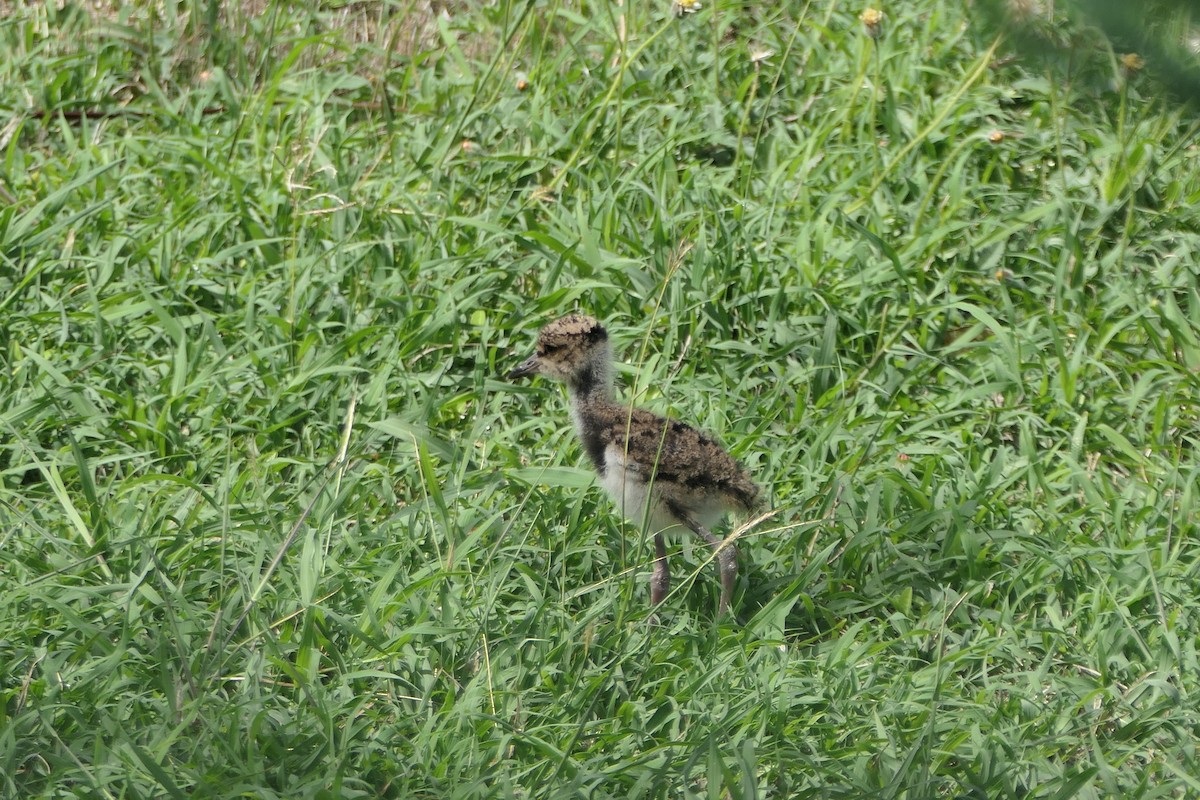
591, 404, 759, 511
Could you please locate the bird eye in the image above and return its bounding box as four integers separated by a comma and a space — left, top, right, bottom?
541, 343, 563, 355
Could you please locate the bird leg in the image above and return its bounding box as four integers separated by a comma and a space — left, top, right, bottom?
667, 502, 738, 616
650, 532, 670, 606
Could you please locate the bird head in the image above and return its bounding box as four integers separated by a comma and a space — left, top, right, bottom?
507, 314, 610, 387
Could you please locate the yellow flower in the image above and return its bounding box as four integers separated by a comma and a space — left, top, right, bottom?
1120, 53, 1146, 72
673, 0, 702, 16
859, 8, 884, 38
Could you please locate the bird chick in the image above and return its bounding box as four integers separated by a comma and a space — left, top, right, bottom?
508, 314, 759, 615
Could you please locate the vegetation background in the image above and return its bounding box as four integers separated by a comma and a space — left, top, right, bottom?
2, 0, 1199, 797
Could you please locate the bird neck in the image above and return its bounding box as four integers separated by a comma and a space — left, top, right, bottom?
565, 354, 615, 473
566, 353, 614, 407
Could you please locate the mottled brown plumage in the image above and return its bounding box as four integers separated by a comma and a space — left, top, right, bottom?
582, 404, 759, 512
508, 313, 760, 615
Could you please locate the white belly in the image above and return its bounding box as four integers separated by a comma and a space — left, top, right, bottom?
599, 453, 660, 529
599, 444, 724, 534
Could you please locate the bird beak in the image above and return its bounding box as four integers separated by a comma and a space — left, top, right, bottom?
506, 354, 540, 380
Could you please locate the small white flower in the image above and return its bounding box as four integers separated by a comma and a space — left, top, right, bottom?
749, 47, 775, 66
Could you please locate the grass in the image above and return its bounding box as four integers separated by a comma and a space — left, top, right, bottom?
2, 0, 1200, 797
